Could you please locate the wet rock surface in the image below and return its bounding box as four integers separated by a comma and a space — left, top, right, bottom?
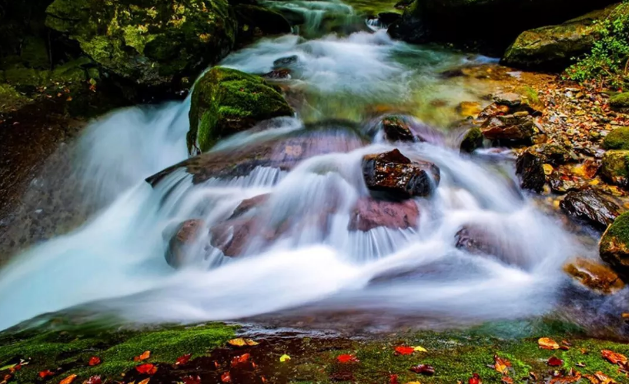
166, 219, 205, 268
600, 212, 629, 277
362, 149, 440, 200
515, 152, 545, 193
380, 116, 415, 142
560, 189, 620, 230
455, 225, 525, 267
563, 257, 625, 294
348, 197, 419, 232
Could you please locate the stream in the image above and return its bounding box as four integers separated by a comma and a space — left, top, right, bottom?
0, 0, 607, 333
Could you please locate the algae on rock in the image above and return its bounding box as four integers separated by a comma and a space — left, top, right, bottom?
188, 67, 294, 153
600, 211, 629, 276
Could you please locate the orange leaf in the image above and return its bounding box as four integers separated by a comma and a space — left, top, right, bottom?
134, 351, 151, 362
493, 355, 511, 375
88, 356, 101, 366
176, 354, 192, 366
135, 364, 158, 375
231, 353, 251, 367
337, 354, 359, 364
221, 372, 231, 383
538, 337, 560, 350
601, 350, 627, 365
38, 370, 55, 378
59, 374, 77, 384
394, 346, 415, 356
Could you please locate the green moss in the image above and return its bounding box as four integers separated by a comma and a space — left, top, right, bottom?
601, 149, 629, 184
610, 92, 629, 109
188, 67, 294, 153
0, 84, 32, 113
603, 126, 629, 149
460, 126, 483, 153
0, 322, 236, 383
600, 211, 629, 273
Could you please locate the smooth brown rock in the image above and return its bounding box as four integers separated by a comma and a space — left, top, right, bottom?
348, 197, 419, 232
564, 258, 625, 294
166, 219, 205, 268
381, 116, 415, 142
481, 115, 535, 143
560, 189, 619, 230
455, 225, 525, 267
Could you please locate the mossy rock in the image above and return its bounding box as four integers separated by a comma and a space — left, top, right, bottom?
502, 5, 615, 70
600, 149, 629, 186
460, 126, 483, 153
609, 92, 629, 111
603, 126, 629, 150
188, 67, 294, 153
600, 212, 629, 276
45, 0, 237, 87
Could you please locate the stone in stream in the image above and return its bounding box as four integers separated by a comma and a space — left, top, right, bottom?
348, 197, 419, 232
233, 4, 292, 44
481, 113, 536, 144
455, 225, 526, 267
600, 212, 629, 277
525, 143, 571, 166
166, 219, 205, 269
459, 126, 483, 153
515, 152, 545, 193
381, 116, 415, 142
603, 127, 629, 151
362, 149, 440, 200
263, 69, 292, 80
563, 258, 625, 295
188, 67, 294, 154
600, 150, 629, 187
560, 189, 620, 230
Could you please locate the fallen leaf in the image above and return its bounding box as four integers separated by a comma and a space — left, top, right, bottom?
88, 356, 101, 366
404, 382, 421, 384
493, 355, 512, 375
83, 376, 102, 384
279, 354, 291, 362
390, 374, 399, 384
539, 337, 560, 350
176, 354, 192, 366
182, 375, 201, 384
501, 376, 513, 384
39, 370, 55, 378
394, 346, 415, 355
469, 373, 482, 384
227, 338, 259, 347
60, 374, 78, 384
221, 372, 231, 383
548, 356, 564, 367
412, 346, 428, 353
231, 353, 251, 367
0, 374, 10, 384
601, 350, 627, 365
136, 364, 158, 375
134, 351, 151, 362
337, 354, 359, 364
410, 364, 435, 376
139, 379, 151, 384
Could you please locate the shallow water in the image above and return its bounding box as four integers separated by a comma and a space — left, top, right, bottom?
0, 0, 601, 332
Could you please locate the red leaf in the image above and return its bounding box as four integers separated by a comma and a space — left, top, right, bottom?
394, 346, 415, 356
182, 375, 201, 384
389, 374, 399, 384
548, 356, 564, 367
410, 364, 435, 376
176, 354, 192, 366
231, 353, 251, 367
221, 372, 231, 383
469, 373, 482, 384
38, 370, 55, 378
88, 356, 101, 366
337, 354, 359, 364
84, 376, 102, 384
136, 364, 158, 375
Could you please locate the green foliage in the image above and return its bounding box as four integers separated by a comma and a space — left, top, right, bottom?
567, 2, 629, 89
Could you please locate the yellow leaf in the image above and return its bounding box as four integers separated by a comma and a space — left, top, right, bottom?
412, 346, 428, 353
279, 354, 291, 362
543, 164, 553, 175
228, 338, 247, 347
538, 337, 560, 350
245, 339, 259, 346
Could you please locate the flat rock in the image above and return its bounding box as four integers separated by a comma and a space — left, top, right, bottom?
560, 189, 620, 230
348, 197, 419, 232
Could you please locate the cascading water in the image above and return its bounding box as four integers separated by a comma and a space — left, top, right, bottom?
0, 0, 593, 332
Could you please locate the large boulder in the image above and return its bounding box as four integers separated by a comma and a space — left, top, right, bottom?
560, 189, 620, 230
188, 67, 294, 153
601, 150, 629, 187
603, 127, 629, 150
166, 219, 204, 268
502, 5, 616, 70
45, 0, 237, 88
362, 149, 440, 200
348, 197, 419, 232
600, 212, 629, 277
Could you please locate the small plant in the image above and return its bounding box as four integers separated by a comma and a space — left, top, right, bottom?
566, 1, 629, 89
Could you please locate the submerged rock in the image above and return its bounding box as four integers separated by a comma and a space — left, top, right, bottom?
348, 197, 419, 232
455, 225, 526, 267
45, 0, 237, 88
166, 219, 205, 268
502, 5, 616, 70
515, 152, 545, 193
603, 127, 629, 151
564, 257, 625, 295
560, 189, 620, 230
362, 149, 440, 200
600, 212, 629, 277
188, 67, 294, 153
600, 150, 629, 187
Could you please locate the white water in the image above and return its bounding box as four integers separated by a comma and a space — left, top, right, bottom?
0, 2, 582, 330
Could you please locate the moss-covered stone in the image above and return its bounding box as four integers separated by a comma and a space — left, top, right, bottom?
502, 5, 616, 70
603, 126, 629, 150
188, 67, 294, 153
609, 92, 629, 111
460, 126, 483, 153
600, 149, 629, 185
600, 211, 629, 276
45, 0, 237, 87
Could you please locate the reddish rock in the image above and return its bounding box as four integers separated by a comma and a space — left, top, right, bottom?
210, 218, 257, 257
348, 197, 419, 232
362, 149, 440, 199
563, 258, 625, 294
263, 68, 291, 79
166, 220, 205, 268
229, 194, 270, 219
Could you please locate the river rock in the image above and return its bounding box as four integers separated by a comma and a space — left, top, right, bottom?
348, 197, 419, 232
188, 67, 294, 153
560, 189, 620, 230
459, 126, 483, 153
166, 219, 205, 268
45, 0, 237, 88
515, 152, 545, 193
600, 212, 629, 277
234, 4, 292, 43
263, 68, 292, 80
381, 116, 415, 142
481, 114, 536, 144
362, 149, 440, 200
603, 127, 629, 151
526, 143, 571, 166
601, 150, 629, 187
564, 257, 625, 294
230, 194, 270, 219
210, 217, 257, 257
455, 225, 525, 267
502, 5, 617, 70
610, 92, 629, 112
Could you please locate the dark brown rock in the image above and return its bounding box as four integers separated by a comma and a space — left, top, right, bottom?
515, 152, 545, 193
526, 143, 571, 166
381, 116, 415, 142
560, 189, 620, 230
210, 218, 257, 257
166, 219, 205, 268
263, 68, 291, 79
481, 114, 535, 144
362, 149, 440, 199
563, 257, 625, 294
348, 197, 419, 232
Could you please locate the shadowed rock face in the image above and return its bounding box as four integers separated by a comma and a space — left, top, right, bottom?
560, 189, 620, 230
166, 219, 205, 268
348, 197, 419, 232
515, 152, 545, 193
362, 149, 440, 200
